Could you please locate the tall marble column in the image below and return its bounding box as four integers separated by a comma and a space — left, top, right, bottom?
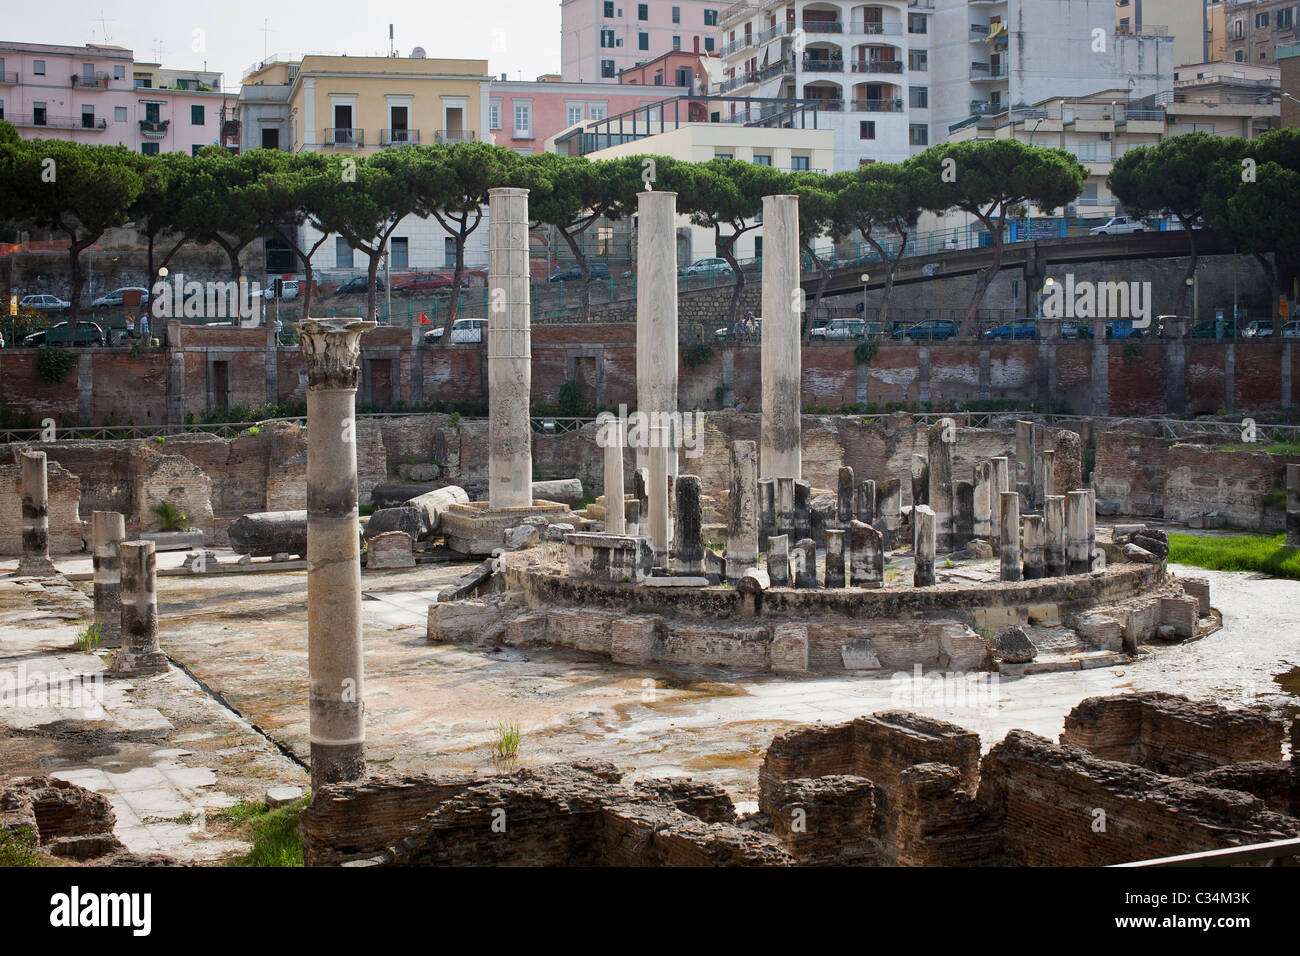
92, 511, 126, 648
726, 441, 759, 581
973, 460, 994, 543
1066, 490, 1091, 574
856, 480, 876, 526
1035, 449, 1056, 510
927, 421, 954, 552
990, 456, 1011, 546
300, 317, 374, 790
878, 478, 902, 549
487, 187, 534, 510
1000, 491, 1022, 582
602, 417, 626, 535
825, 529, 846, 588
18, 451, 56, 576
111, 540, 168, 676
648, 426, 672, 565
672, 475, 704, 575
1044, 495, 1067, 577
637, 190, 680, 477
1022, 514, 1045, 580
760, 193, 802, 481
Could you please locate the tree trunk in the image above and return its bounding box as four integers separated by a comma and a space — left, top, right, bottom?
964, 215, 1002, 337
1178, 214, 1199, 319
448, 232, 467, 325
559, 229, 591, 321
366, 252, 381, 324
211, 235, 243, 282
1254, 252, 1280, 331
719, 239, 745, 327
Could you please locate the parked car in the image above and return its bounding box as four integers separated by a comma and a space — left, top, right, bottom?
18, 294, 70, 312
983, 318, 1038, 340
1104, 318, 1146, 339
24, 321, 106, 347
713, 318, 761, 342
920, 262, 943, 277
1242, 320, 1273, 338
392, 273, 454, 294
1189, 319, 1239, 339
547, 263, 610, 283
254, 280, 300, 302
1281, 320, 1300, 339
680, 257, 734, 277
90, 286, 151, 308
333, 276, 383, 296
823, 318, 869, 340
893, 319, 960, 341
1088, 216, 1147, 236
445, 317, 487, 344
1060, 320, 1094, 339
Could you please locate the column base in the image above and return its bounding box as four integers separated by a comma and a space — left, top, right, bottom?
310, 741, 367, 789
111, 648, 169, 677
16, 555, 59, 577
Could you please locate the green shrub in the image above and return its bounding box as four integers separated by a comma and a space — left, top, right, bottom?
0, 825, 43, 866
36, 347, 76, 384
150, 501, 192, 532
491, 720, 521, 762
682, 341, 714, 369
854, 340, 879, 365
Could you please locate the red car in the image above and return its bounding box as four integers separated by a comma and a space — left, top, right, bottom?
391, 273, 454, 294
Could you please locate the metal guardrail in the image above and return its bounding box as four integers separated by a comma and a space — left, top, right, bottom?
1114, 837, 1300, 867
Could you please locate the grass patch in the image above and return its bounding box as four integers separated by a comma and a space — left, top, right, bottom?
218, 795, 311, 867
0, 825, 46, 866
1218, 442, 1300, 455
491, 720, 521, 763
74, 621, 102, 652
1168, 533, 1300, 580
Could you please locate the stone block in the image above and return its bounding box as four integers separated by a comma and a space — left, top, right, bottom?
1180, 577, 1211, 617
840, 639, 882, 670
1160, 595, 1198, 639
367, 531, 415, 569
771, 624, 809, 675
611, 616, 660, 665
1076, 614, 1123, 652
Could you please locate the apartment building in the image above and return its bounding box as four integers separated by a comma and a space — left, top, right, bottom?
1115, 0, 1210, 66
618, 49, 720, 89
715, 1, 933, 170
0, 40, 232, 154
1215, 0, 1300, 64
562, 0, 726, 81
1163, 59, 1280, 136
1280, 42, 1300, 125
932, 0, 1173, 147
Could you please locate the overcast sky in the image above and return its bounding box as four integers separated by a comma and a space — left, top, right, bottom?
8, 0, 564, 88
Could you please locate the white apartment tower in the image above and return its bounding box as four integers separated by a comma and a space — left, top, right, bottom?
717, 1, 935, 169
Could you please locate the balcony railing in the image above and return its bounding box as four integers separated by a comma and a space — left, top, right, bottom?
801, 21, 843, 34
8, 113, 109, 130
0, 71, 19, 84
970, 62, 1007, 79
72, 72, 111, 88
757, 22, 788, 43
324, 127, 364, 147
850, 98, 905, 112
435, 129, 476, 143
851, 60, 904, 73
853, 22, 903, 35
721, 35, 753, 57
380, 128, 420, 145
140, 118, 170, 138
802, 55, 845, 72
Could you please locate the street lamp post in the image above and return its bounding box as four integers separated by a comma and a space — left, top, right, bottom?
860, 272, 870, 321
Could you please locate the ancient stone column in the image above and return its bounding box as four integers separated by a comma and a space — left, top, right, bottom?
1000, 491, 1022, 582
973, 460, 994, 543
18, 451, 56, 576
910, 454, 929, 508
1022, 513, 1045, 580
625, 499, 641, 536
1066, 490, 1091, 574
836, 466, 855, 528
878, 478, 902, 549
634, 467, 650, 520
927, 420, 954, 552
793, 479, 812, 543
726, 441, 759, 581
776, 476, 795, 538
856, 480, 876, 526
849, 519, 884, 588
602, 417, 625, 535
913, 505, 936, 587
1044, 495, 1067, 577
757, 477, 776, 555
636, 190, 680, 477
92, 511, 126, 649
792, 538, 817, 589
111, 540, 168, 676
648, 427, 672, 566
1288, 464, 1300, 548
1015, 420, 1036, 503
300, 317, 374, 789
953, 480, 974, 550
825, 529, 846, 588
990, 456, 1011, 545
760, 193, 802, 481
767, 533, 790, 587
487, 187, 534, 511
1086, 487, 1097, 566
672, 475, 704, 575
1035, 449, 1056, 510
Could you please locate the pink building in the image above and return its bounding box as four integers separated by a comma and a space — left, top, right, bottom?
618, 50, 714, 90
561, 0, 725, 82
488, 75, 689, 153
0, 40, 234, 155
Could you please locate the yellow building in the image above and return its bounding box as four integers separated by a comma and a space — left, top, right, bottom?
242, 52, 491, 152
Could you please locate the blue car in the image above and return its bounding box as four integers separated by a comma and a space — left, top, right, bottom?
893, 319, 961, 341
983, 318, 1038, 340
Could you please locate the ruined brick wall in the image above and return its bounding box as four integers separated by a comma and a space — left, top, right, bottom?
1186, 762, 1297, 817
90, 352, 169, 426
1185, 343, 1228, 416
134, 452, 215, 533
977, 730, 1300, 866
0, 455, 84, 554
1233, 342, 1285, 409
893, 763, 1002, 866
1092, 426, 1169, 517
1062, 692, 1285, 776
1108, 344, 1168, 416
1163, 444, 1291, 530
0, 352, 80, 422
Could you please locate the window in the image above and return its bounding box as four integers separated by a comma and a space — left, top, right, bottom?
389, 105, 409, 140
113, 64, 125, 79
638, 3, 648, 21
33, 101, 46, 125
113, 106, 127, 123
261, 128, 280, 149
191, 104, 205, 125
445, 237, 457, 268
390, 238, 409, 269
714, 151, 733, 160
791, 155, 810, 171
336, 237, 354, 269
909, 86, 928, 108
513, 103, 531, 137
601, 59, 616, 78
704, 37, 715, 52
191, 144, 204, 156
567, 104, 584, 126
909, 48, 928, 71
82, 63, 95, 83
753, 154, 771, 165
0, 100, 4, 121
672, 35, 681, 51
81, 105, 96, 129
141, 143, 159, 156
604, 0, 614, 16
145, 103, 160, 123
601, 29, 615, 47
639, 32, 649, 50
1256, 12, 1269, 29
672, 6, 680, 24
1235, 49, 1246, 61
909, 124, 928, 146
860, 120, 876, 139
1280, 8, 1294, 29
908, 14, 927, 34
489, 102, 501, 130
1234, 19, 1244, 39
33, 60, 45, 75
704, 9, 718, 27
589, 103, 607, 120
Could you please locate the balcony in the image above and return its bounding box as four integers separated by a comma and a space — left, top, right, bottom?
9, 113, 109, 130
72, 72, 111, 88
324, 127, 364, 147
435, 129, 476, 144
721, 35, 753, 57
0, 71, 18, 84
381, 128, 420, 145
853, 22, 903, 36
801, 21, 844, 35
140, 118, 170, 138
802, 55, 845, 73
851, 60, 904, 73
970, 62, 1007, 81
850, 98, 905, 113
